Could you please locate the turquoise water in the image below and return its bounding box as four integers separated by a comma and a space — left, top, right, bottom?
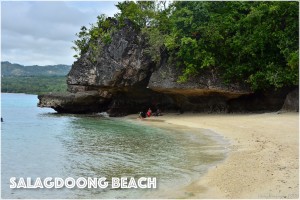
1, 93, 227, 198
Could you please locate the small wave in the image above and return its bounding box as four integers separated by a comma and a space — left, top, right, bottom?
97, 112, 110, 117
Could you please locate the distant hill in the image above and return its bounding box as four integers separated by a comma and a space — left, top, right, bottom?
1, 61, 71, 77
1, 61, 71, 94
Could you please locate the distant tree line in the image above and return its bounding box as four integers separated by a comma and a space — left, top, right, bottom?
1, 62, 70, 94
1, 76, 68, 95
73, 1, 299, 91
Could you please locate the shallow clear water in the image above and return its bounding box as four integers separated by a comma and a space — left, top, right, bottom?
1, 93, 227, 198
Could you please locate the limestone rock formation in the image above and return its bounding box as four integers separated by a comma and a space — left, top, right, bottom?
147, 57, 252, 113
38, 91, 110, 113
148, 56, 250, 95
67, 20, 154, 89
38, 19, 297, 115
281, 88, 299, 112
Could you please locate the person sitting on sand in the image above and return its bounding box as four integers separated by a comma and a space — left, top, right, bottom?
147, 108, 152, 117
153, 108, 162, 116
138, 111, 146, 119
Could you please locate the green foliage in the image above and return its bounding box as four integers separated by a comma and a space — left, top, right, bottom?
72, 14, 114, 61
72, 1, 298, 91
1, 62, 69, 94
115, 1, 157, 28
164, 1, 299, 90
116, 1, 171, 64
1, 76, 68, 95
141, 27, 165, 63
72, 26, 89, 58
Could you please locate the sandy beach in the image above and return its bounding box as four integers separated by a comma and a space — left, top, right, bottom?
127, 112, 299, 198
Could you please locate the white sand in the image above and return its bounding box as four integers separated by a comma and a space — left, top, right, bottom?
126, 112, 299, 198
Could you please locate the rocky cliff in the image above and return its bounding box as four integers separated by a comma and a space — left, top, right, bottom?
67, 20, 154, 88
281, 89, 299, 112
38, 20, 299, 115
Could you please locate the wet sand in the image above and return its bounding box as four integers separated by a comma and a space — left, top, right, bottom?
126, 112, 299, 198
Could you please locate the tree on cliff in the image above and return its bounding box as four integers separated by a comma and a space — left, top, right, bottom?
72, 14, 115, 60
164, 1, 299, 90
72, 1, 298, 91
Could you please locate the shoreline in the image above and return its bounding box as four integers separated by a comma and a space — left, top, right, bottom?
125, 112, 299, 198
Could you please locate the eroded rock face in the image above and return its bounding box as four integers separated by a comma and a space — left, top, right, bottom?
228, 89, 291, 112
148, 57, 251, 97
281, 88, 299, 112
38, 91, 110, 114
147, 57, 253, 113
106, 88, 176, 117
67, 20, 154, 89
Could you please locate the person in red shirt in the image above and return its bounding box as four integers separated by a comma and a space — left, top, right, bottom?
147, 108, 152, 117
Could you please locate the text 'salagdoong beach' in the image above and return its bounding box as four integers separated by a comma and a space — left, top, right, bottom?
4, 1, 299, 199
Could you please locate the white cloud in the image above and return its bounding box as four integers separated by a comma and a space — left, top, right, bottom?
1, 1, 119, 66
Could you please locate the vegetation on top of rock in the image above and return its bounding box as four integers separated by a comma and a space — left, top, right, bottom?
72, 15, 117, 61
72, 1, 299, 91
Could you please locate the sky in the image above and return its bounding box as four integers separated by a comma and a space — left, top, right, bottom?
1, 1, 120, 66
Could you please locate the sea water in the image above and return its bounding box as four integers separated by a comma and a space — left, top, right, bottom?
1, 93, 227, 198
